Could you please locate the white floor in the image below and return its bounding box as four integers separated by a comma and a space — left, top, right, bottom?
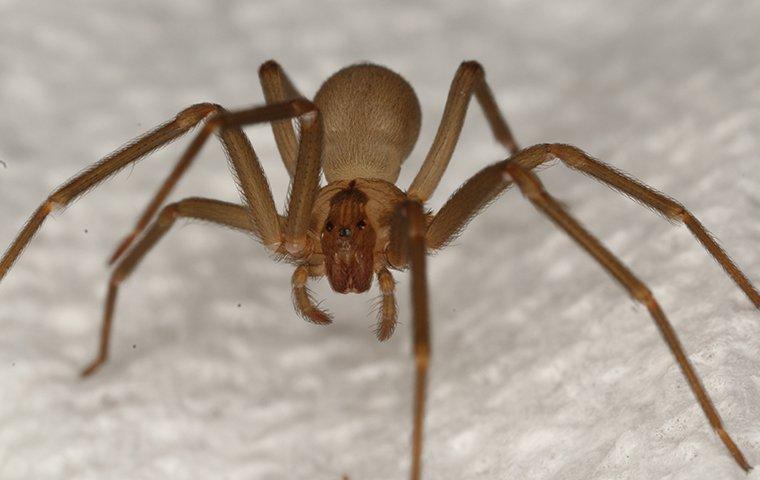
1, 1, 759, 479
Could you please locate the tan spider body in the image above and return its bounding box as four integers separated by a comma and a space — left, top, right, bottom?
1, 60, 757, 479
274, 64, 422, 330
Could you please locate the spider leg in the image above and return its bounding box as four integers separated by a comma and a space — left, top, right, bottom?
538, 143, 759, 308
105, 109, 222, 264
426, 160, 513, 250
78, 98, 320, 377
375, 267, 398, 341
259, 60, 305, 177
503, 161, 751, 472
388, 200, 430, 480
292, 265, 332, 325
428, 143, 759, 309
407, 61, 519, 202
0, 103, 217, 281
278, 104, 323, 257
108, 99, 321, 264
81, 197, 258, 377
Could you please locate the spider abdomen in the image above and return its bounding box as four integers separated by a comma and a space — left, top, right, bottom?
314, 64, 421, 183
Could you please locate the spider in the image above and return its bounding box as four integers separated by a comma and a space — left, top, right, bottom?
1, 60, 757, 479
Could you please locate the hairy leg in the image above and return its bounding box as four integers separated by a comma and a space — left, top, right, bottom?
375, 267, 398, 341
407, 61, 519, 202
388, 200, 430, 480
258, 60, 304, 177
108, 99, 321, 264
277, 104, 323, 257
0, 103, 216, 281
291, 265, 332, 325
426, 160, 510, 250
428, 143, 759, 309
81, 197, 257, 377
541, 143, 759, 307
503, 161, 751, 472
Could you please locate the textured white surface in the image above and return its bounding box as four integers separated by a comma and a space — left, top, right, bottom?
1, 1, 759, 479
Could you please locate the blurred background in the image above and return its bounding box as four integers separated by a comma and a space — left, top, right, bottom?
1, 1, 759, 479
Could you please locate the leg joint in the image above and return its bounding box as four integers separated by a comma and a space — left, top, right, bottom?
291, 99, 319, 126
546, 143, 587, 167
258, 59, 281, 77
631, 283, 655, 307
401, 201, 427, 240
460, 60, 484, 78
44, 197, 66, 213
377, 269, 396, 295
157, 203, 180, 226
504, 162, 544, 200
175, 103, 221, 130
292, 265, 309, 288
109, 270, 125, 286
415, 344, 431, 368
675, 206, 692, 223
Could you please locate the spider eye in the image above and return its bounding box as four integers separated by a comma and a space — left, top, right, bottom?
325, 221, 334, 232
356, 219, 366, 230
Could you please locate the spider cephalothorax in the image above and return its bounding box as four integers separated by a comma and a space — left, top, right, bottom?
320, 181, 376, 293
1, 59, 757, 479
303, 177, 406, 332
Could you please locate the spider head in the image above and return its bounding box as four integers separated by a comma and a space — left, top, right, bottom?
321, 182, 376, 293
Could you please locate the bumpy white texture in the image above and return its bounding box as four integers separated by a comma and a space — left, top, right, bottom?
1, 1, 759, 479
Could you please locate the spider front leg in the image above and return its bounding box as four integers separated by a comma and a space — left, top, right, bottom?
0, 103, 218, 281
502, 161, 752, 471
429, 144, 759, 309
81, 198, 258, 377
109, 61, 308, 263
82, 100, 323, 376
426, 145, 756, 471
108, 97, 320, 263
538, 143, 759, 307
388, 200, 430, 480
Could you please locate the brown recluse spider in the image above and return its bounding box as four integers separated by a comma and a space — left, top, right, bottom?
1, 60, 757, 478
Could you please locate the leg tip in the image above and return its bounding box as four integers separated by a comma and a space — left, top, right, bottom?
716, 427, 752, 472
80, 358, 106, 378
258, 60, 282, 77
305, 308, 333, 326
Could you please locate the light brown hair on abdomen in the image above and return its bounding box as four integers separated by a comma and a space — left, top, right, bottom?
314, 64, 421, 184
